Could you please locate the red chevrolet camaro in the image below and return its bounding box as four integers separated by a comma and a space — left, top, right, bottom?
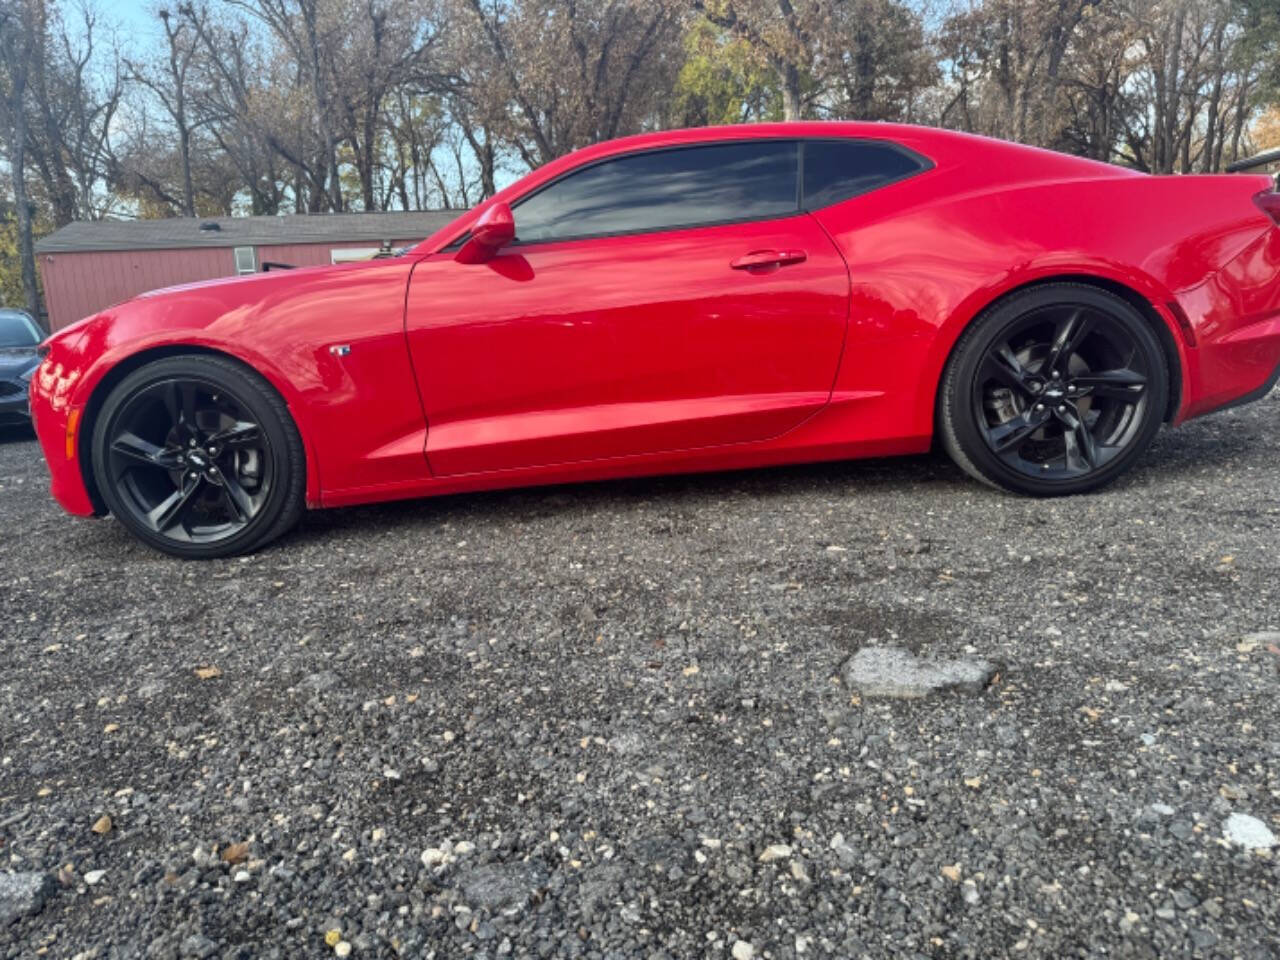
29, 122, 1280, 557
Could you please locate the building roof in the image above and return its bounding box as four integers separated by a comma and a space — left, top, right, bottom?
36, 211, 459, 254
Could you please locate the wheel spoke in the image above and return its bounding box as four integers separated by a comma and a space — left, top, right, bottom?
220, 474, 255, 523
161, 380, 200, 436
982, 344, 1035, 394
180, 381, 198, 431
146, 475, 203, 532
1072, 368, 1146, 399
1059, 407, 1097, 471
208, 421, 261, 450
986, 406, 1050, 453
1042, 309, 1093, 376
111, 432, 179, 472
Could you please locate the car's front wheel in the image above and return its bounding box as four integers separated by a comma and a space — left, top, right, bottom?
938, 284, 1169, 496
91, 355, 305, 558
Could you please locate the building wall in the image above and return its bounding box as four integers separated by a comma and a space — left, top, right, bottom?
39, 239, 423, 331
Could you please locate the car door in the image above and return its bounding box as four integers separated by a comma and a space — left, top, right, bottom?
404, 139, 851, 477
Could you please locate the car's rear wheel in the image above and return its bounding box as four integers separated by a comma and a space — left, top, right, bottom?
91, 355, 305, 558
939, 284, 1169, 496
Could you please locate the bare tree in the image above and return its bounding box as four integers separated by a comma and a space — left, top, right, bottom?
453, 0, 686, 167
23, 1, 121, 224
123, 6, 208, 214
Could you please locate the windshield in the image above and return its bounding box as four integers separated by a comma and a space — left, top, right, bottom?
0, 312, 40, 347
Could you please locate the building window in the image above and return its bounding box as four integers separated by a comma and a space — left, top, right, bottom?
330, 247, 383, 264
233, 246, 256, 275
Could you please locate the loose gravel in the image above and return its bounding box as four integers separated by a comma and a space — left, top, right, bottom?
1, 390, 1279, 959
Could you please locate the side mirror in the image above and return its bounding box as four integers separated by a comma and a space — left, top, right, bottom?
455, 202, 515, 264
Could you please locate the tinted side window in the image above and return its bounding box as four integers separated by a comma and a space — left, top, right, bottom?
802, 140, 925, 210
513, 141, 799, 243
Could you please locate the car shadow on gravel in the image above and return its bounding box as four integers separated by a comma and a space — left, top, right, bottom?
281, 404, 1276, 549
286, 452, 967, 545
0, 423, 35, 444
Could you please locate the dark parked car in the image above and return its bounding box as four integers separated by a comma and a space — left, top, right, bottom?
0, 309, 43, 427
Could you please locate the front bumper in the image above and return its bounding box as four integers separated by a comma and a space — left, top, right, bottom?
29, 329, 99, 516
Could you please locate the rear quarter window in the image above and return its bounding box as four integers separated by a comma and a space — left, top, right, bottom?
802, 140, 928, 210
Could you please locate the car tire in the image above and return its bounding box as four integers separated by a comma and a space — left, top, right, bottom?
938, 283, 1169, 496
91, 354, 306, 558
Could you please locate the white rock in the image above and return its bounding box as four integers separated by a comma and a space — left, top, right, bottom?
732, 941, 755, 960
1223, 813, 1276, 850
233, 870, 251, 883
757, 843, 792, 862
1151, 803, 1175, 816
334, 941, 352, 958
454, 841, 476, 856
83, 870, 105, 886
421, 848, 447, 867
842, 646, 996, 698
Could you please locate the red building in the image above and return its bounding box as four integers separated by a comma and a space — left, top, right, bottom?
36, 211, 455, 331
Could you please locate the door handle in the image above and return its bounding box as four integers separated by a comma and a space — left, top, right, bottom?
729, 249, 807, 270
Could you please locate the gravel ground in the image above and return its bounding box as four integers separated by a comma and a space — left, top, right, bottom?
1, 391, 1278, 960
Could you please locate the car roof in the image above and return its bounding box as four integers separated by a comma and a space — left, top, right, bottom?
534, 121, 1126, 178
413, 121, 1133, 255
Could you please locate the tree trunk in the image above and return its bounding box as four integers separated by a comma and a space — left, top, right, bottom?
361, 113, 377, 211
1161, 7, 1185, 174
11, 106, 41, 320
178, 123, 196, 216
3, 9, 41, 321
300, 1, 342, 211
781, 62, 801, 121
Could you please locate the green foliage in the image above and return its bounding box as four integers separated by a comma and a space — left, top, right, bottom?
671, 18, 783, 126
1235, 0, 1280, 103
0, 217, 25, 310
0, 209, 48, 314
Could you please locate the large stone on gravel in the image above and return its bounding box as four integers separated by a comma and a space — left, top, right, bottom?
842, 646, 997, 698
0, 871, 55, 926
1222, 813, 1276, 850
179, 934, 219, 958
456, 862, 548, 915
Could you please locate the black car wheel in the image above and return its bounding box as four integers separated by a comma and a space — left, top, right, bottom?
939, 284, 1169, 495
91, 355, 305, 558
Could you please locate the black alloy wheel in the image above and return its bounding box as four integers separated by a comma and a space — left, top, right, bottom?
92, 355, 305, 558
939, 284, 1169, 495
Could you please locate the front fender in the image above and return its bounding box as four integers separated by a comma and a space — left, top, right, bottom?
49, 259, 428, 511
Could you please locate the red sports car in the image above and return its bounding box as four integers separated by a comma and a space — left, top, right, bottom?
30, 122, 1280, 557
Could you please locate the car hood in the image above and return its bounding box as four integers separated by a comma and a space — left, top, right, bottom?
134, 261, 338, 301
0, 346, 39, 378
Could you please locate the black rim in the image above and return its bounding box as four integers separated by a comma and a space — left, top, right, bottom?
105, 378, 272, 544
973, 304, 1151, 480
